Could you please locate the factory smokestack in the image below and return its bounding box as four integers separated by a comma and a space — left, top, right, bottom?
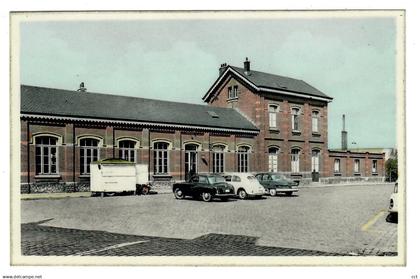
341, 114, 348, 150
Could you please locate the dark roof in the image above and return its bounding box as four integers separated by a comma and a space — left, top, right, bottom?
20, 85, 258, 132
204, 65, 332, 101
230, 66, 332, 99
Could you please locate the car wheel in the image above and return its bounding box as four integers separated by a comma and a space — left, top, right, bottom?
285, 192, 293, 196
174, 188, 185, 199
237, 189, 247, 200
269, 189, 276, 196
201, 192, 212, 202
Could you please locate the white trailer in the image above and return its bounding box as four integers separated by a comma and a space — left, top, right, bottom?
90, 159, 150, 196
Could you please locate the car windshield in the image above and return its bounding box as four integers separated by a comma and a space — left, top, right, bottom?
271, 174, 287, 180
247, 176, 257, 181
207, 175, 226, 184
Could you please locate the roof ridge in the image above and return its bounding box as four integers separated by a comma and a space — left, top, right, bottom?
229, 65, 303, 82
21, 84, 237, 112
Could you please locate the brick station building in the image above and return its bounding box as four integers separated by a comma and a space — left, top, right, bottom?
20, 58, 385, 193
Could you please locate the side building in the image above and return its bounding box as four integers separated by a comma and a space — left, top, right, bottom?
20, 85, 259, 193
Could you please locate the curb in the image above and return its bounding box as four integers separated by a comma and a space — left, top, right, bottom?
300, 182, 392, 188
21, 192, 93, 200
21, 191, 173, 200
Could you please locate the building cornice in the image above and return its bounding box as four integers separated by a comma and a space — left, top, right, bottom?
21, 113, 260, 135
258, 87, 333, 102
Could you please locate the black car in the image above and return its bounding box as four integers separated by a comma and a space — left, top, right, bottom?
255, 172, 299, 196
172, 174, 235, 202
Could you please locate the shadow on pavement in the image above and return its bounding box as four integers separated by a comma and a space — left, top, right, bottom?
21, 222, 347, 256
267, 194, 300, 198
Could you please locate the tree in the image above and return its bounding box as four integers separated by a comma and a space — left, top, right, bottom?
385, 157, 398, 182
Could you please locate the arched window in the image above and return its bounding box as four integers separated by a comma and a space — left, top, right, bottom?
268, 147, 279, 172
80, 138, 100, 175
118, 140, 137, 162
153, 141, 170, 174
185, 143, 199, 179
312, 111, 320, 133
212, 145, 226, 173
35, 136, 59, 175
311, 149, 320, 172
237, 146, 250, 173
291, 148, 300, 173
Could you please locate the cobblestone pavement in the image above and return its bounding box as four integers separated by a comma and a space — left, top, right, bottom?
21, 183, 398, 256
21, 220, 343, 256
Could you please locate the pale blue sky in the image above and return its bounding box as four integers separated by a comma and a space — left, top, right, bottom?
20, 16, 397, 148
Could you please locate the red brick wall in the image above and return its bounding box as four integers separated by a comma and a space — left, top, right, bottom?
207, 74, 331, 176
21, 120, 29, 184
21, 121, 259, 185
326, 151, 385, 178
209, 78, 259, 124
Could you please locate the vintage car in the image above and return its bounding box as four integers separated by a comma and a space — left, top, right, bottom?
388, 181, 398, 214
172, 174, 235, 202
255, 172, 299, 196
223, 173, 265, 199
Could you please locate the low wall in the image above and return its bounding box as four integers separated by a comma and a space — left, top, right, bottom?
21, 182, 90, 194
21, 181, 172, 194
320, 176, 385, 185
150, 179, 175, 192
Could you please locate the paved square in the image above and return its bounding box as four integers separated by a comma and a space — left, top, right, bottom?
21, 183, 398, 256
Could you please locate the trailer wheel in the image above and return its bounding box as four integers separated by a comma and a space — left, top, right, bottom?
141, 185, 150, 195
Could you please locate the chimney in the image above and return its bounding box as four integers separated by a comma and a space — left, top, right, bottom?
77, 82, 87, 92
341, 114, 348, 150
219, 63, 228, 76
244, 57, 251, 75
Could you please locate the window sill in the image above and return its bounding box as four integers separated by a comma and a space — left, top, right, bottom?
292, 130, 301, 135
79, 174, 91, 178
269, 128, 280, 133
354, 173, 361, 176
35, 174, 61, 179
334, 173, 342, 176
372, 173, 378, 176
227, 97, 238, 102
312, 132, 321, 137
